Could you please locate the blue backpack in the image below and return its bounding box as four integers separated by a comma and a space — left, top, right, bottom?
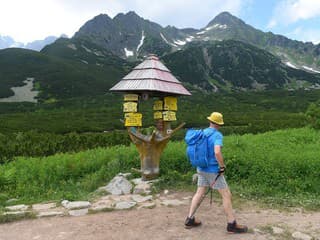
185, 129, 213, 168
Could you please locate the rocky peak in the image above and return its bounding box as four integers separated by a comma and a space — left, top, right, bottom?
90, 14, 113, 25
206, 11, 245, 28
114, 11, 142, 23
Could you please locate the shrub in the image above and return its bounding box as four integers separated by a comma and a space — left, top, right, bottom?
306, 101, 320, 129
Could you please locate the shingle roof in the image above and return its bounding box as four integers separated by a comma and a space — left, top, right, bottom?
110, 55, 191, 96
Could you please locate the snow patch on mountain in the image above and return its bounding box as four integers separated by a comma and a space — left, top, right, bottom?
196, 24, 228, 37
160, 33, 177, 47
302, 66, 320, 73
173, 40, 186, 46
196, 31, 206, 35
124, 48, 134, 57
67, 44, 77, 50
160, 33, 169, 44
137, 31, 145, 52
185, 36, 194, 42
81, 45, 92, 53
285, 62, 298, 69
206, 24, 228, 30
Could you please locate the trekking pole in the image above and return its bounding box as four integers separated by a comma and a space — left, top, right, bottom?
189, 173, 221, 219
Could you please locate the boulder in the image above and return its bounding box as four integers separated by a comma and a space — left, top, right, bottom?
103, 176, 133, 195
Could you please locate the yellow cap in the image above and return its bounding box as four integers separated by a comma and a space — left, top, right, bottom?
207, 112, 224, 125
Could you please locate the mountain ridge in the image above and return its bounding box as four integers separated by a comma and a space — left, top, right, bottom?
72, 11, 320, 72
0, 34, 59, 51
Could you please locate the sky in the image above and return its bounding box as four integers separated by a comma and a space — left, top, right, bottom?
1, 0, 320, 44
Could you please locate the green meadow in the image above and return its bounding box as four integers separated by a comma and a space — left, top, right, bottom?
0, 127, 319, 209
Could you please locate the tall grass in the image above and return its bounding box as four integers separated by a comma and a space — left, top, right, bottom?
224, 128, 320, 207
0, 127, 319, 208
0, 145, 140, 204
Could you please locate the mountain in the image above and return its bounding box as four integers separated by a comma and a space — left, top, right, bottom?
194, 12, 320, 73
73, 11, 320, 73
24, 36, 59, 51
0, 39, 130, 100
162, 40, 320, 91
0, 35, 58, 51
73, 11, 196, 58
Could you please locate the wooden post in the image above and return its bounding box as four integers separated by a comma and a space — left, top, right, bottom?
128, 122, 185, 180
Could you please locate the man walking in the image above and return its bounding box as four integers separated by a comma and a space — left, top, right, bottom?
184, 112, 248, 233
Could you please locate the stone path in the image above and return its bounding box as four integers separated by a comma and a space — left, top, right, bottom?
0, 173, 319, 240
1, 173, 189, 220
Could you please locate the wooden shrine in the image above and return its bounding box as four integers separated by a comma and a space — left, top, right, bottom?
110, 54, 191, 180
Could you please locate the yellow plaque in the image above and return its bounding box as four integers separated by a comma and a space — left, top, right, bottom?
163, 111, 176, 121
124, 113, 142, 127
123, 102, 138, 112
164, 96, 177, 111
154, 111, 163, 119
124, 94, 139, 102
153, 100, 163, 111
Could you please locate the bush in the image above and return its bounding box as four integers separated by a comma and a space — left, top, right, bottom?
306, 101, 320, 129
0, 131, 130, 163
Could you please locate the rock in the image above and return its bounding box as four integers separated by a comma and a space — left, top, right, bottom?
104, 176, 133, 195
90, 199, 114, 212
131, 178, 143, 185
182, 196, 192, 201
131, 195, 153, 203
61, 200, 91, 210
164, 190, 169, 195
137, 202, 156, 209
292, 231, 312, 240
3, 211, 29, 216
161, 199, 185, 207
37, 211, 65, 218
115, 201, 137, 210
132, 180, 152, 195
32, 203, 57, 211
117, 172, 132, 178
68, 209, 89, 217
272, 226, 284, 234
110, 195, 132, 202
5, 204, 28, 211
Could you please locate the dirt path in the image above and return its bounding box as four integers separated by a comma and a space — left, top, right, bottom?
0, 192, 319, 240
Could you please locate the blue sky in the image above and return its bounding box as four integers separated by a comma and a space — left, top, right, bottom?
0, 0, 320, 44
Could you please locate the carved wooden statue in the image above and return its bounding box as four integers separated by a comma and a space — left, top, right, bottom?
128, 121, 185, 180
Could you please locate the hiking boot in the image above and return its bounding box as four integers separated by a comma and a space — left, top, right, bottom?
184, 216, 202, 229
227, 220, 248, 233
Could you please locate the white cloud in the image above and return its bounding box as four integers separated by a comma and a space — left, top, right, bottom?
0, 0, 124, 43
268, 0, 320, 28
0, 0, 251, 43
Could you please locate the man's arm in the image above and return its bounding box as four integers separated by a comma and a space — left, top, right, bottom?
214, 145, 225, 168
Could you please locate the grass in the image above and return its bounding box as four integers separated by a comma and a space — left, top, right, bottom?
0, 127, 319, 210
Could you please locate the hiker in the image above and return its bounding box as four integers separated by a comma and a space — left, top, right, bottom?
184, 112, 248, 233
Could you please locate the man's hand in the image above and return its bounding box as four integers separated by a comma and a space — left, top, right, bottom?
218, 166, 226, 175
